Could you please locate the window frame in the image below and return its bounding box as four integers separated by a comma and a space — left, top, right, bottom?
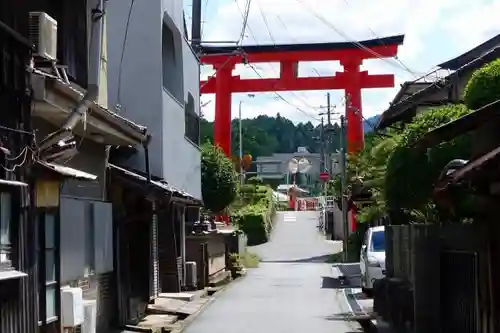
184, 93, 200, 146
37, 208, 61, 326
0, 191, 13, 269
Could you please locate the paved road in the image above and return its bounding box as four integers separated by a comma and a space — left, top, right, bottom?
184, 211, 363, 333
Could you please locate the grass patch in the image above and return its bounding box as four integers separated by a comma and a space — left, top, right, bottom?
242, 252, 261, 268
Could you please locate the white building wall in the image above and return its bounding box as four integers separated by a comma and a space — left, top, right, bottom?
107, 0, 201, 199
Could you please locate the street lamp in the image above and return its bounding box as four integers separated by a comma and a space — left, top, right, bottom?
239, 94, 255, 185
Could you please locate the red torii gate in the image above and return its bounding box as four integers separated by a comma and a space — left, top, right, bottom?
199, 35, 405, 155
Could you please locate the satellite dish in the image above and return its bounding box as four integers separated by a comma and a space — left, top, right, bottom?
288, 158, 299, 173
297, 158, 311, 173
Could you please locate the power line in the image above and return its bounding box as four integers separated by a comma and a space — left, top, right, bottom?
116, 0, 136, 108
200, 0, 209, 38
236, 3, 321, 112
237, 0, 252, 44
229, 2, 322, 118
275, 13, 322, 77
246, 63, 320, 121
294, 0, 424, 78
257, 3, 276, 45
341, 0, 418, 78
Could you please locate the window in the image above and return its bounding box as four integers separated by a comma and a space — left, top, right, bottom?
84, 203, 95, 276
37, 211, 60, 325
185, 93, 200, 145
0, 192, 12, 267
161, 21, 184, 101
370, 231, 385, 252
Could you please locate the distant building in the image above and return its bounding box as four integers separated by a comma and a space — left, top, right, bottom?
255, 147, 340, 193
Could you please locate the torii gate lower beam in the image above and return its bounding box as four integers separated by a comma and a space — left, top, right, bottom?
199, 35, 405, 156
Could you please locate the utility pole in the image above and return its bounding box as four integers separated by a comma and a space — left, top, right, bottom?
326, 92, 331, 125
191, 0, 202, 52
339, 115, 349, 261
238, 101, 244, 186
319, 117, 325, 172
320, 92, 333, 177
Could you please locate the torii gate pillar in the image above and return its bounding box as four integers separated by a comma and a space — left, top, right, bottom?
213, 63, 234, 156
342, 59, 363, 153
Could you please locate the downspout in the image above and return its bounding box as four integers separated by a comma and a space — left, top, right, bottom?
63, 0, 105, 130
40, 0, 105, 151
143, 134, 152, 183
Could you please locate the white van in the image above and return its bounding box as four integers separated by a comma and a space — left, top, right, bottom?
360, 225, 386, 294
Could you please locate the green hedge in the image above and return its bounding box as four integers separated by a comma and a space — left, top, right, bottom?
464, 59, 500, 110
232, 189, 276, 245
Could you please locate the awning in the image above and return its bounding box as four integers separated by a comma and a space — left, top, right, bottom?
414, 99, 500, 151
377, 45, 500, 130
108, 164, 202, 206
35, 161, 98, 181
0, 179, 28, 188
30, 70, 148, 146
0, 269, 28, 281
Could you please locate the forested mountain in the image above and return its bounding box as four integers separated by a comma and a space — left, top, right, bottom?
200, 113, 381, 158
363, 114, 380, 133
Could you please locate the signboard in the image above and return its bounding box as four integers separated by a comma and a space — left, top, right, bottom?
319, 172, 329, 181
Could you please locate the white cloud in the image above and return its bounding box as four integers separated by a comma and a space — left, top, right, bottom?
198, 0, 500, 123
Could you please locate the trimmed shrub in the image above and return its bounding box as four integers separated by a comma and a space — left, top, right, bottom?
247, 176, 264, 185
464, 59, 500, 110
232, 188, 276, 245
385, 104, 472, 223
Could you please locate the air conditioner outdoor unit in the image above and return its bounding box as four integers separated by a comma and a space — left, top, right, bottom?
29, 12, 58, 60
185, 261, 197, 290
81, 300, 97, 333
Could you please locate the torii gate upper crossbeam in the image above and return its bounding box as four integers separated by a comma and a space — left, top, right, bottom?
199, 35, 405, 155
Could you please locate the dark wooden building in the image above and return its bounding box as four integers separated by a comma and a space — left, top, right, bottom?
0, 2, 38, 333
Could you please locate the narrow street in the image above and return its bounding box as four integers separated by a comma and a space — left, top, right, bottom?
184, 211, 363, 333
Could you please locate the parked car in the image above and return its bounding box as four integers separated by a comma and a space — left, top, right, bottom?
360, 225, 386, 294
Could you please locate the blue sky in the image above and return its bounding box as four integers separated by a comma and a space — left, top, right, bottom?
185, 0, 500, 124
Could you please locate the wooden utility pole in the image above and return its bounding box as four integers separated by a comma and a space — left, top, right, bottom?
339, 115, 349, 261
320, 92, 334, 177
319, 117, 325, 172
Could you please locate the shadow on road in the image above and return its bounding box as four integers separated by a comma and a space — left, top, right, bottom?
321, 276, 352, 289
260, 254, 332, 263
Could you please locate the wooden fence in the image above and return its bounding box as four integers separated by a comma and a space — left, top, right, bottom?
375, 223, 490, 333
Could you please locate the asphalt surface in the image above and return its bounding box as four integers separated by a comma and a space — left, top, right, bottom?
184, 211, 363, 333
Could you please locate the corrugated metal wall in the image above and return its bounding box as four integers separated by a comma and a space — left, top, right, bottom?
0, 2, 38, 332
0, 187, 38, 333
158, 205, 181, 293
150, 201, 159, 298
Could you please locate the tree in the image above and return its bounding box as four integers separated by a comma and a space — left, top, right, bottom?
385, 104, 473, 224
201, 143, 238, 213
200, 115, 342, 157
464, 59, 500, 110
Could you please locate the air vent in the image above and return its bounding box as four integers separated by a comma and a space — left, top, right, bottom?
29, 12, 58, 60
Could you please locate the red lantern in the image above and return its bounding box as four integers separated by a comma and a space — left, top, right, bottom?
241, 154, 252, 170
